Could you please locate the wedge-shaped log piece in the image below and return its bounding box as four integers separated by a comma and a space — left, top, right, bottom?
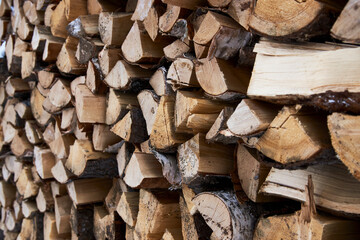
17, 15, 34, 41
248, 41, 360, 113
328, 113, 360, 180
36, 184, 54, 212
21, 200, 38, 218
106, 88, 139, 125
5, 77, 31, 97
124, 152, 170, 189
256, 105, 332, 164
138, 90, 159, 135
11, 130, 33, 157
64, 0, 87, 21
43, 38, 64, 62
193, 191, 257, 240
167, 58, 199, 88
227, 99, 280, 136
48, 119, 75, 159
159, 4, 183, 33
162, 228, 182, 240
44, 3, 56, 27
0, 181, 16, 207
25, 121, 42, 145
135, 189, 181, 239
44, 212, 71, 240
93, 124, 122, 151
122, 21, 169, 63
178, 133, 234, 184
104, 60, 153, 90
206, 107, 237, 144
70, 204, 95, 239
98, 47, 122, 77
50, 1, 69, 38
5, 208, 21, 232
31, 25, 64, 52
116, 192, 139, 227
131, 0, 155, 21
54, 195, 72, 234
31, 88, 51, 126
99, 12, 132, 46
150, 96, 191, 152
16, 167, 39, 199
48, 79, 71, 109
164, 39, 191, 61
111, 108, 148, 143
67, 15, 99, 38
93, 205, 126, 240
227, 0, 252, 30
65, 139, 117, 177
75, 84, 106, 123
51, 160, 74, 184
34, 147, 55, 179
67, 178, 112, 205
261, 163, 360, 216
149, 67, 173, 96
21, 51, 37, 80
85, 58, 107, 93
331, 0, 360, 44
249, 0, 333, 39
175, 91, 228, 134
195, 57, 251, 96
23, 1, 44, 25
193, 11, 239, 45
57, 37, 87, 75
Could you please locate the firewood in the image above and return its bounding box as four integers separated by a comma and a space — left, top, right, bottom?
249, 0, 334, 39
178, 133, 234, 184
17, 15, 34, 41
161, 228, 182, 240
134, 189, 181, 239
87, 0, 126, 14
51, 181, 67, 199
48, 1, 70, 38
0, 0, 10, 17
175, 91, 227, 134
99, 12, 132, 46
31, 165, 42, 184
75, 84, 106, 123
67, 178, 112, 205
63, 0, 87, 21
161, 0, 207, 10
163, 39, 191, 61
105, 88, 138, 125
23, 1, 44, 25
34, 147, 55, 179
0, 181, 16, 207
75, 38, 103, 65
5, 78, 30, 98
0, 19, 9, 39
51, 159, 74, 184
143, 5, 161, 42
15, 101, 32, 120
44, 3, 56, 27
123, 152, 170, 189
331, 0, 360, 44
47, 79, 72, 110
16, 167, 39, 199
205, 107, 237, 144
151, 149, 181, 186
37, 69, 58, 89
193, 191, 257, 240
149, 67, 173, 96
31, 26, 59, 51
10, 130, 33, 157
67, 15, 99, 38
70, 204, 95, 239
17, 218, 33, 240
48, 120, 75, 159
167, 58, 199, 88
195, 57, 250, 96
56, 36, 87, 75
98, 47, 122, 77
60, 108, 76, 131
261, 162, 360, 216
131, 0, 155, 21
104, 60, 153, 90
44, 212, 71, 239
137, 90, 160, 135
116, 141, 135, 178
85, 58, 107, 93
42, 121, 55, 144
159, 5, 183, 33
254, 176, 360, 240
121, 21, 169, 63
30, 88, 52, 126
93, 205, 126, 240
111, 108, 148, 143
36, 184, 54, 212
193, 11, 239, 45
21, 200, 37, 218
256, 105, 332, 165
104, 179, 123, 214
2, 165, 12, 182
70, 76, 86, 95
116, 192, 139, 227
93, 124, 121, 151
65, 139, 116, 177
5, 209, 21, 232
328, 113, 360, 181
227, 99, 279, 137
54, 195, 72, 234
21, 51, 37, 80
42, 38, 64, 62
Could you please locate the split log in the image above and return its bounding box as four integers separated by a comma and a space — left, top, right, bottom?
99, 12, 132, 46
67, 178, 112, 205
178, 133, 234, 184
227, 0, 252, 29
51, 181, 68, 199
149, 67, 173, 96
98, 47, 122, 77
161, 0, 207, 10
51, 159, 74, 184
159, 5, 186, 33
93, 124, 121, 151
44, 3, 56, 27
48, 120, 75, 159
93, 205, 126, 240
21, 51, 38, 80
227, 99, 280, 136
70, 204, 95, 240
56, 37, 87, 75
137, 90, 159, 135
23, 0, 44, 25
116, 192, 139, 227
48, 79, 71, 109
261, 162, 360, 216
193, 191, 257, 240
21, 200, 38, 218
328, 113, 360, 181
116, 141, 135, 178
31, 25, 63, 52
64, 0, 87, 21
60, 107, 76, 131
43, 38, 64, 62
0, 180, 16, 207
54, 195, 72, 234
44, 212, 71, 240
67, 15, 99, 38
50, 0, 69, 38
37, 68, 58, 89
85, 58, 107, 93
249, 0, 334, 39
247, 41, 360, 113
15, 102, 32, 120
123, 152, 170, 189
206, 107, 237, 144
34, 147, 55, 179
65, 139, 117, 178
36, 184, 54, 212
10, 130, 33, 157
75, 84, 106, 123
105, 179, 124, 213
104, 60, 153, 90
16, 167, 39, 199
167, 58, 199, 88
111, 108, 148, 143
30, 88, 52, 126
76, 38, 103, 65
5, 209, 21, 232
256, 105, 333, 165
163, 39, 191, 61
134, 189, 181, 239
162, 228, 182, 240
5, 78, 31, 98
17, 15, 34, 41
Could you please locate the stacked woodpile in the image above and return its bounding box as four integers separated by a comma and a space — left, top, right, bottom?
0, 0, 359, 239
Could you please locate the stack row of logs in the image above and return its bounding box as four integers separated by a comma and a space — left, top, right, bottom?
0, 0, 359, 239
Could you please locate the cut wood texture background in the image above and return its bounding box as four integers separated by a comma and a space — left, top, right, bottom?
0, 0, 359, 239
